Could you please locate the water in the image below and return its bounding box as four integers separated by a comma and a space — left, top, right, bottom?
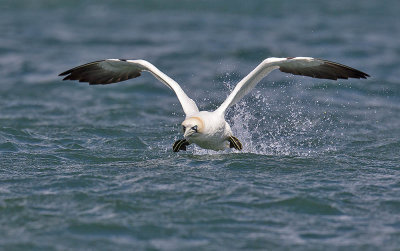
1, 0, 400, 250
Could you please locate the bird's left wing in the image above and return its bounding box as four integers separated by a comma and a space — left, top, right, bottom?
216, 57, 370, 114
59, 59, 199, 116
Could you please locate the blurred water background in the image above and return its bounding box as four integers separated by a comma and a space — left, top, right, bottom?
1, 0, 400, 250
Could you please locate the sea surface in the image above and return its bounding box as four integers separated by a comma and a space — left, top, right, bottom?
1, 0, 400, 250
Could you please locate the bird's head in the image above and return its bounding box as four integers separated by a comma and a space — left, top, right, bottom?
181, 117, 204, 138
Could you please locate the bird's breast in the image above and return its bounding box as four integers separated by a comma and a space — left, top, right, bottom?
186, 120, 232, 151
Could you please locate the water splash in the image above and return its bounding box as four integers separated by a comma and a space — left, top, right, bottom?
191, 78, 339, 156
230, 82, 342, 156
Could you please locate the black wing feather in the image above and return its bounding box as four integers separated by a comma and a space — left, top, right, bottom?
279, 59, 370, 80
59, 59, 142, 85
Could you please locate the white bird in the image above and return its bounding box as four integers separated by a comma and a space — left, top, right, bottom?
59, 57, 369, 152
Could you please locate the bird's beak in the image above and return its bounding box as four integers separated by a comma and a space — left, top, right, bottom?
184, 128, 194, 138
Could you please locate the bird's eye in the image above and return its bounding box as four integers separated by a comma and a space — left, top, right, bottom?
182, 126, 186, 132
192, 125, 198, 132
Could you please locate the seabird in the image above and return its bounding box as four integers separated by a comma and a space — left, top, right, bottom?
59, 57, 369, 152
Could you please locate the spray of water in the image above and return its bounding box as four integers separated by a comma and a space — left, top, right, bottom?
190, 77, 338, 156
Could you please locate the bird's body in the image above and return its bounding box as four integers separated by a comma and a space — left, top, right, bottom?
59, 57, 369, 152
182, 111, 232, 151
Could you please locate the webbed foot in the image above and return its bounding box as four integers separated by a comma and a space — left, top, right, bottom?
228, 136, 243, 151
173, 139, 190, 152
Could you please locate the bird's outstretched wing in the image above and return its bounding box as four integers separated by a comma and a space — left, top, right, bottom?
216, 57, 370, 114
59, 59, 199, 116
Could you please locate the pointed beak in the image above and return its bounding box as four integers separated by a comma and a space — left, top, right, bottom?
184, 128, 194, 138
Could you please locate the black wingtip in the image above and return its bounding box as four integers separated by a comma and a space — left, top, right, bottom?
355, 70, 370, 79
358, 72, 370, 79
59, 70, 71, 77
322, 59, 371, 80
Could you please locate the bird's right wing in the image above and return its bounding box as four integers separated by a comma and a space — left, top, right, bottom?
59, 59, 199, 116
216, 57, 369, 114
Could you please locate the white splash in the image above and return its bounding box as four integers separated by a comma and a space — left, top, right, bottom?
191, 78, 338, 156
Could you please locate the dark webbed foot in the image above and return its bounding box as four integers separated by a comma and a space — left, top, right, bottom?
173, 139, 190, 152
228, 136, 243, 151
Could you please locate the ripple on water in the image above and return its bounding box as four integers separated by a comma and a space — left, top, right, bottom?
0, 141, 19, 152
269, 197, 343, 215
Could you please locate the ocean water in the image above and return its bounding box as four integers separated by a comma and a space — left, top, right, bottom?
1, 0, 400, 250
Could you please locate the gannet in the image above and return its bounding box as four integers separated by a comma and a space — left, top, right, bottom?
59, 57, 369, 152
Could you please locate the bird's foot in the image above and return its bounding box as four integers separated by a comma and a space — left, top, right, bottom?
228, 136, 243, 150
173, 139, 190, 152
